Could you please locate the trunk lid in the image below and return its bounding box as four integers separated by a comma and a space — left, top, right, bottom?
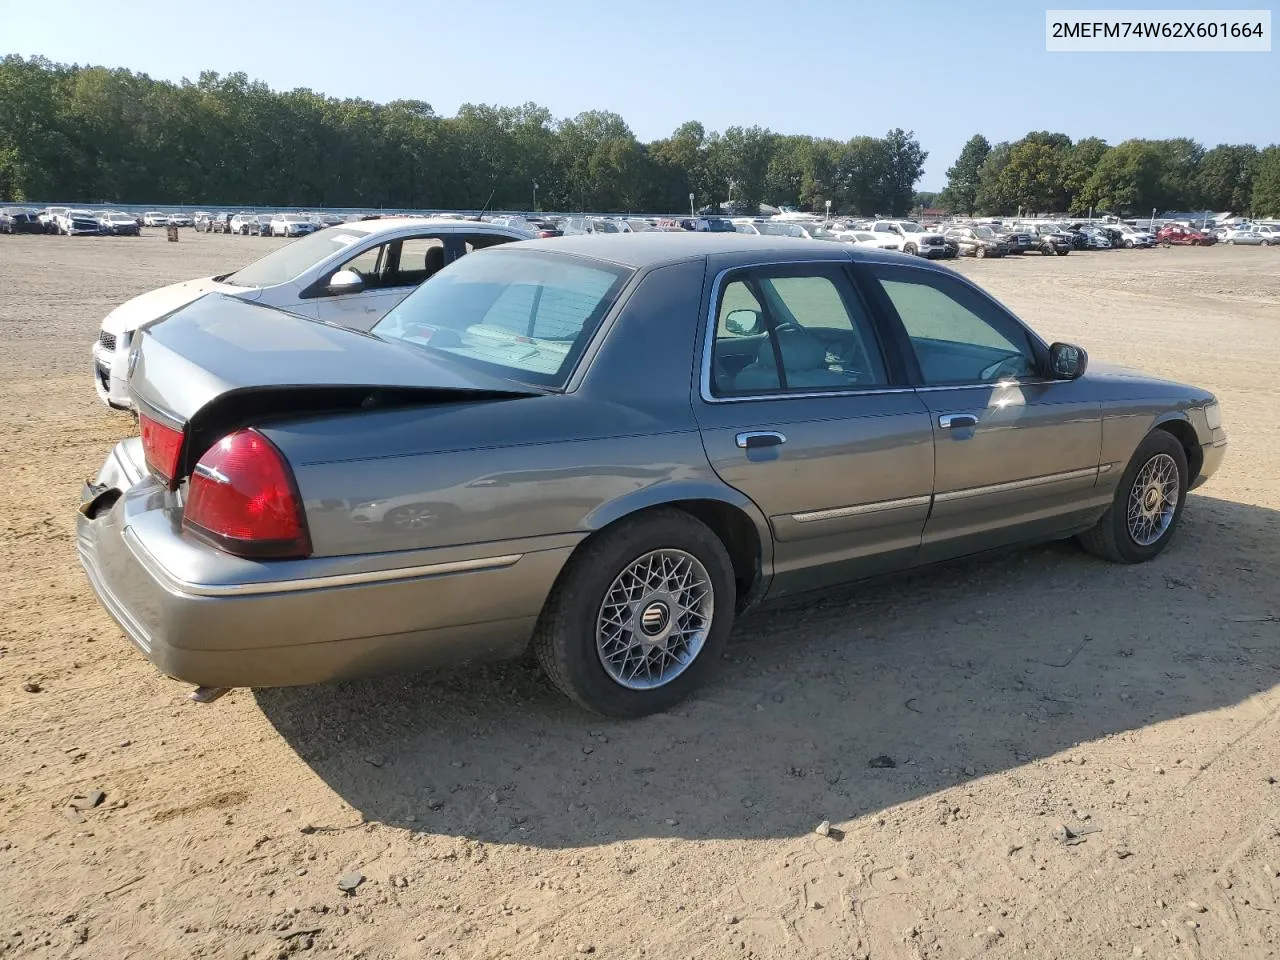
130, 293, 540, 477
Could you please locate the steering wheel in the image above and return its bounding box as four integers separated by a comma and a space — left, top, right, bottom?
979, 354, 1027, 382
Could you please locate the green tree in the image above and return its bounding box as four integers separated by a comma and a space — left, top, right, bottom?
1195, 144, 1259, 213
938, 134, 990, 215
1252, 146, 1280, 217
879, 128, 927, 216
1079, 140, 1167, 213
974, 142, 1013, 214
1061, 137, 1110, 212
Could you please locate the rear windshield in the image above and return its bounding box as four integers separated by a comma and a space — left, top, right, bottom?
372, 250, 632, 389
224, 227, 370, 287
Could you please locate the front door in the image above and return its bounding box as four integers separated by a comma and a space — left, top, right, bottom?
309, 235, 450, 331
693, 262, 935, 598
860, 262, 1104, 564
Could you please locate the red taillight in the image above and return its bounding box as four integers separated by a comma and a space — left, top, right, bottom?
140, 414, 184, 485
182, 429, 311, 559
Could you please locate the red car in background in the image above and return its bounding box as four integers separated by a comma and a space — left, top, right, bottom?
1157, 224, 1217, 247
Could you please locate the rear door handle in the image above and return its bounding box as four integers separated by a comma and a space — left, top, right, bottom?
938, 413, 979, 429
736, 431, 786, 450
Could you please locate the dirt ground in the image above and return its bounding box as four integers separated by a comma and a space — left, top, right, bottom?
1, 233, 1278, 960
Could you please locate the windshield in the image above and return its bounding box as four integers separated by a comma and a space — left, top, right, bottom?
898, 223, 923, 233
373, 250, 632, 389
282, 214, 306, 222
974, 226, 996, 238
224, 227, 370, 287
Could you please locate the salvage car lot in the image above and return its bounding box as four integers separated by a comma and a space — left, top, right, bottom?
1, 233, 1279, 959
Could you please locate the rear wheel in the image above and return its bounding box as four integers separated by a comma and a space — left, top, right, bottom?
532, 508, 736, 718
1078, 431, 1189, 564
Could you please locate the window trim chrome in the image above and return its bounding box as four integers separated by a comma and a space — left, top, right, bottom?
699, 256, 912, 405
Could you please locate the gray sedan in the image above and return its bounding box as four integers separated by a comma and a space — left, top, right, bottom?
77, 235, 1227, 717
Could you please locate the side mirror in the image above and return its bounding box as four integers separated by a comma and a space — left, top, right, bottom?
724, 309, 764, 337
1048, 342, 1088, 380
327, 269, 365, 295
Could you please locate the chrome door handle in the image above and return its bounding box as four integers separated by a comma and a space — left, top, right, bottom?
736, 431, 786, 450
938, 413, 979, 429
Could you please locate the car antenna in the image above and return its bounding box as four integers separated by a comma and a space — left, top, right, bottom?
478, 187, 496, 220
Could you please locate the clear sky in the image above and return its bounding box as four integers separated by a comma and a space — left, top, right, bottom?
3, 0, 1276, 189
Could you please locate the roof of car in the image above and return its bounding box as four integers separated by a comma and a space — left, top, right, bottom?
323, 216, 532, 237
508, 232, 916, 269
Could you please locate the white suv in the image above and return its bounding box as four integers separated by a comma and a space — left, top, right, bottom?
270, 214, 320, 237
92, 219, 535, 409
868, 220, 948, 258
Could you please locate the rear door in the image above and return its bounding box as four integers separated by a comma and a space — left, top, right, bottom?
859, 261, 1103, 563
693, 259, 934, 598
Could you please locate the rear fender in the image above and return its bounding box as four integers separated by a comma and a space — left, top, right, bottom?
581, 480, 775, 595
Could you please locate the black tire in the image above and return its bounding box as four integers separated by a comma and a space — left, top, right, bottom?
904, 243, 917, 256
1056, 247, 1069, 256
1040, 244, 1053, 256
975, 245, 987, 259
1263, 239, 1272, 247
1077, 430, 1189, 564
1124, 239, 1134, 248
532, 507, 736, 718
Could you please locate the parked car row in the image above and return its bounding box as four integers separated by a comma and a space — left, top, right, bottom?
4, 206, 145, 236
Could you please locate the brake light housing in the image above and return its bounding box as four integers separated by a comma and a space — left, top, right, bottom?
140, 413, 184, 487
182, 429, 311, 559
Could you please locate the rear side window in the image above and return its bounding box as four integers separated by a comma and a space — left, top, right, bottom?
709, 267, 888, 396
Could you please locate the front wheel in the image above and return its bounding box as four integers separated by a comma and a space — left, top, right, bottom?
975, 245, 987, 259
903, 244, 917, 256
532, 508, 736, 718
1078, 431, 1189, 564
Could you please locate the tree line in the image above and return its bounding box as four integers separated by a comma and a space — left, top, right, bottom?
0, 55, 927, 214
939, 132, 1280, 218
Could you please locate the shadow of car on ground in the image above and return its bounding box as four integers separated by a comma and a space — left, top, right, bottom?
256, 492, 1279, 849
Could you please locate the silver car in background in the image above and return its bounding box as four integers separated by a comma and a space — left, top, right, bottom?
77, 235, 1227, 717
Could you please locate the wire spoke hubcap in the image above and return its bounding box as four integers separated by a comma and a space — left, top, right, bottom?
596, 549, 714, 690
1126, 453, 1180, 546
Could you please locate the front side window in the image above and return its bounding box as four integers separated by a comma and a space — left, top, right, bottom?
710, 268, 888, 396
868, 264, 1037, 385
373, 250, 631, 388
